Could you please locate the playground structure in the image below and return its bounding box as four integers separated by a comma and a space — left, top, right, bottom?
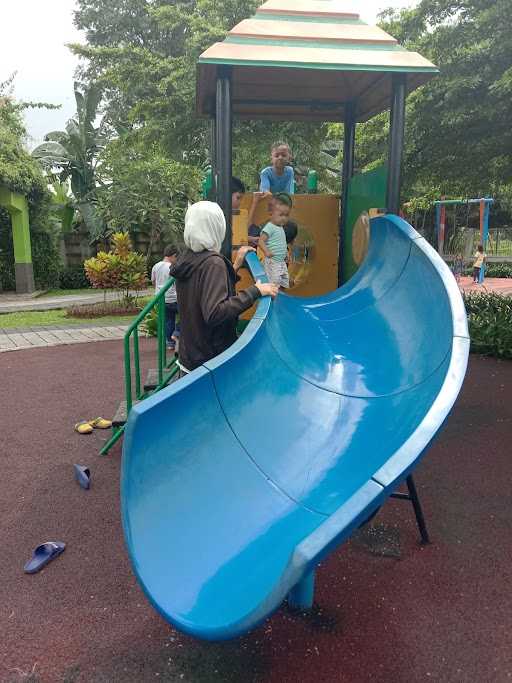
0, 186, 35, 293
119, 0, 469, 640
434, 197, 494, 283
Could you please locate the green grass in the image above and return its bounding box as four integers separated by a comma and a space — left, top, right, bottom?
0, 309, 136, 329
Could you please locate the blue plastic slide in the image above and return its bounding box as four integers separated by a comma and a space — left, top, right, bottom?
121, 214, 469, 641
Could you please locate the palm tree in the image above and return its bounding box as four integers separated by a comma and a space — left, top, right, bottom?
33, 82, 107, 240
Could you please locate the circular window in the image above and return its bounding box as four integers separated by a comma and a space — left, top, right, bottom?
287, 224, 315, 289
352, 212, 370, 266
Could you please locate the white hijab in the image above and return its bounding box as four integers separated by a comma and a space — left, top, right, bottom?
184, 201, 226, 253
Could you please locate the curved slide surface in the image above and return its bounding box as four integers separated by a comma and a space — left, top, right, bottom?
121, 215, 469, 640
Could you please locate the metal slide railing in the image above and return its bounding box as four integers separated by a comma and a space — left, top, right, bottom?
100, 278, 178, 455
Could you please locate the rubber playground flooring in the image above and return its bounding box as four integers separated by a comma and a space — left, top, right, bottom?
1, 341, 511, 683
459, 276, 512, 295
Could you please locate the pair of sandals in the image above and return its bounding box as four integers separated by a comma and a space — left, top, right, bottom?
74, 417, 112, 435
24, 464, 91, 574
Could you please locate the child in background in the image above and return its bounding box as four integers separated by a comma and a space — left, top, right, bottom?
260, 142, 295, 195
231, 177, 245, 212
258, 192, 293, 289
453, 251, 464, 283
151, 244, 179, 350
472, 244, 486, 284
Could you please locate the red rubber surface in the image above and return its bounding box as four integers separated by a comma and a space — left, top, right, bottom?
1, 342, 511, 682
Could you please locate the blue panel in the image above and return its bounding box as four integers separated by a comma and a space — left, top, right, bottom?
209, 321, 450, 515
266, 240, 452, 398
121, 214, 469, 641
122, 368, 323, 640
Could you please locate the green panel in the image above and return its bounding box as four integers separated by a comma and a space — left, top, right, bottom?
342, 166, 388, 281
199, 56, 437, 74
225, 36, 407, 52
0, 187, 33, 264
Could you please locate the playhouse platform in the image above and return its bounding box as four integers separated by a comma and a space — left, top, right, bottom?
1, 340, 511, 682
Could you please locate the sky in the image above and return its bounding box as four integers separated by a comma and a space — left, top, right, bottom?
1, 0, 414, 148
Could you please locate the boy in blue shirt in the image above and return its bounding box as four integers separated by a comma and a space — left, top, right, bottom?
260, 142, 295, 195
258, 192, 293, 289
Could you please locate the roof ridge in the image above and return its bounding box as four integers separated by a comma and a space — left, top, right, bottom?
256, 0, 360, 20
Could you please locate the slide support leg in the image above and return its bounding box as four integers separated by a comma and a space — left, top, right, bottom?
288, 570, 315, 610
391, 475, 430, 545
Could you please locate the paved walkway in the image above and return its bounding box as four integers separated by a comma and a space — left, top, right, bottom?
459, 276, 512, 295
0, 322, 131, 352
0, 288, 153, 313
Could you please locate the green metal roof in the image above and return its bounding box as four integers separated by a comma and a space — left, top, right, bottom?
197, 0, 438, 122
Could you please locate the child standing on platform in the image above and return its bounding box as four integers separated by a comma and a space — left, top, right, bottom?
258, 192, 293, 289
260, 142, 295, 195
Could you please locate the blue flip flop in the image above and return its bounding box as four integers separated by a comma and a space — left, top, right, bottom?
73, 464, 91, 490
24, 541, 66, 574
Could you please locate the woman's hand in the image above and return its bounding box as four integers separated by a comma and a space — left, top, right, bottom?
256, 281, 279, 299
233, 245, 255, 271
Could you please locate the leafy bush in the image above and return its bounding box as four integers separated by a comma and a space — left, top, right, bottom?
463, 292, 512, 359
59, 265, 89, 289
463, 263, 512, 278
65, 300, 142, 318
31, 231, 61, 289
84, 232, 147, 305
485, 263, 512, 278
140, 308, 158, 337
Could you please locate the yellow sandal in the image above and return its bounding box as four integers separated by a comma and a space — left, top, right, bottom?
89, 417, 112, 429
75, 421, 94, 435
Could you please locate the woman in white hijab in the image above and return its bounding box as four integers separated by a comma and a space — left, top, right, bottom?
171, 202, 278, 372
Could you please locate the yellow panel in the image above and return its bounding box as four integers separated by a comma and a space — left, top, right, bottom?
232, 208, 249, 246
235, 194, 339, 319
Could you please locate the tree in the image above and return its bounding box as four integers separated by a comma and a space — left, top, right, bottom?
32, 82, 107, 239
96, 139, 201, 258
71, 0, 331, 192
355, 0, 512, 210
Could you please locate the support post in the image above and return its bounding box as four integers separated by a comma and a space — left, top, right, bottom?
0, 187, 35, 294
215, 68, 233, 259
339, 102, 356, 285
390, 474, 430, 545
439, 203, 446, 255
210, 117, 217, 199
288, 570, 315, 610
479, 199, 490, 284
386, 74, 406, 215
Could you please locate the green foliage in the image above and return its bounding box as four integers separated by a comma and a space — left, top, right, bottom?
484, 263, 512, 278
463, 263, 512, 278
97, 140, 201, 243
84, 231, 148, 304
355, 0, 512, 209
0, 81, 61, 291
32, 83, 106, 239
140, 307, 158, 337
59, 265, 90, 289
0, 213, 61, 290
72, 0, 330, 192
0, 77, 49, 201
463, 291, 512, 359
31, 231, 61, 289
